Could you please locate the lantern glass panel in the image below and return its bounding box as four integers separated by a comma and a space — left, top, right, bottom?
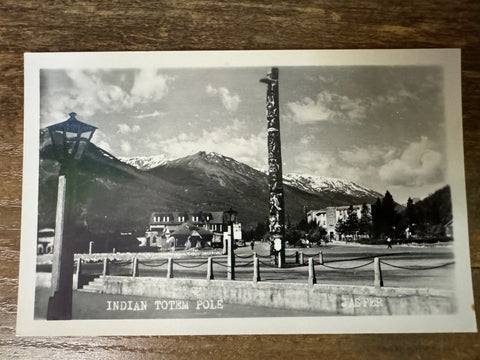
73, 130, 94, 159
224, 208, 237, 223
47, 113, 97, 161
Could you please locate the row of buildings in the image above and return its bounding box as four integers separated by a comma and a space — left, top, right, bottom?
37, 210, 243, 255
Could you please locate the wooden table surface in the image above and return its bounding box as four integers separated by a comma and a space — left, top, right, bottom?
1, 1, 479, 359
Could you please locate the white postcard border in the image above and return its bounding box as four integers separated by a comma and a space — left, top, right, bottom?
17, 49, 477, 336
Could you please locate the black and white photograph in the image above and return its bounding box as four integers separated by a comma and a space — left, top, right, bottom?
17, 50, 476, 335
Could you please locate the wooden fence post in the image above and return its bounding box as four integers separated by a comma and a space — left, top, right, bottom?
319, 251, 324, 265
253, 253, 261, 282
102, 257, 109, 276
167, 258, 173, 279
74, 258, 82, 289
132, 257, 139, 277
207, 257, 214, 280
374, 257, 383, 288
300, 252, 304, 265
308, 258, 316, 285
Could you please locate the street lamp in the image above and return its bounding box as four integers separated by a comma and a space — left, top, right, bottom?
46, 112, 96, 320
224, 207, 237, 280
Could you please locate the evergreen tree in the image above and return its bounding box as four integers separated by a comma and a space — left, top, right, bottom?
345, 205, 360, 238
371, 197, 384, 237
308, 226, 327, 244
359, 202, 372, 236
405, 197, 417, 235
335, 218, 347, 238
382, 191, 398, 237
254, 221, 267, 241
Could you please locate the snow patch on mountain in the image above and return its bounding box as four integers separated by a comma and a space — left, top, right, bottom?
118, 154, 169, 170
283, 173, 381, 198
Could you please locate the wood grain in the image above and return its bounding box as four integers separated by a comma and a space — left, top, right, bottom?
1, 1, 479, 358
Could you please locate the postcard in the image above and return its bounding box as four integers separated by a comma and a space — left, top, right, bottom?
17, 49, 476, 335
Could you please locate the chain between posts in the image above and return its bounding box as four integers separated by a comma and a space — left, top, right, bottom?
235, 254, 254, 259
303, 251, 323, 257
212, 260, 231, 268
110, 259, 132, 266
380, 260, 455, 270
138, 260, 169, 268
172, 260, 209, 269
91, 254, 454, 286
319, 260, 374, 270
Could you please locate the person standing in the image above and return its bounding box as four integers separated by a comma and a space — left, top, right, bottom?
387, 237, 392, 248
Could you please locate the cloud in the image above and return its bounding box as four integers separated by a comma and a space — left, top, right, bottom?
120, 140, 132, 155
205, 84, 241, 112
130, 69, 172, 102
294, 151, 332, 176
40, 69, 173, 127
291, 138, 445, 203
146, 124, 267, 170
340, 145, 393, 166
134, 110, 164, 119
285, 91, 366, 124
117, 123, 140, 134
378, 137, 444, 186
299, 135, 315, 145
294, 151, 375, 185
92, 130, 113, 153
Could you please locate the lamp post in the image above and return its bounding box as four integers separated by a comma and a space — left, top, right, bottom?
46, 112, 96, 320
224, 208, 237, 280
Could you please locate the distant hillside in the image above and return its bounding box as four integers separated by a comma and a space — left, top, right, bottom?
411, 185, 452, 225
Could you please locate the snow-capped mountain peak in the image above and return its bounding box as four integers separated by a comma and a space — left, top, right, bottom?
283, 173, 381, 198
118, 154, 169, 170
118, 152, 381, 199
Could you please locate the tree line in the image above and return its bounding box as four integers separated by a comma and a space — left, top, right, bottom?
246, 185, 453, 246
335, 186, 452, 243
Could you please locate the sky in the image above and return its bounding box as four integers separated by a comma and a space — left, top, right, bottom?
40, 66, 447, 203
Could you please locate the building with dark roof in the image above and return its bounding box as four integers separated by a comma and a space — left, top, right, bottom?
145, 210, 240, 249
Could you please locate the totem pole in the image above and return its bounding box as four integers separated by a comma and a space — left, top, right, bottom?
260, 67, 286, 267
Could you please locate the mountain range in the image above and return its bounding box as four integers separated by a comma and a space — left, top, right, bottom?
38, 132, 382, 233
120, 154, 381, 199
